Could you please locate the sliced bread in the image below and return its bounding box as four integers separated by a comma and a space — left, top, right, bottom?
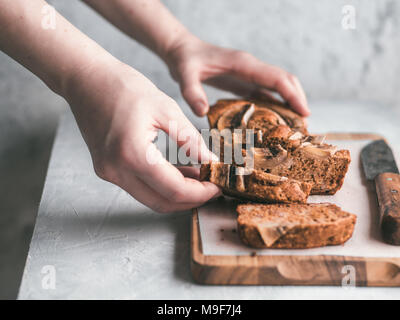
237, 203, 357, 249
206, 99, 351, 195
243, 145, 351, 195
200, 162, 312, 204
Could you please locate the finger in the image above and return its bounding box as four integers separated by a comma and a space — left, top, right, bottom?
203, 76, 293, 111
204, 75, 287, 107
177, 165, 200, 179
127, 105, 222, 203
247, 87, 285, 105
291, 75, 309, 114
156, 106, 218, 164
176, 167, 223, 199
229, 53, 310, 116
179, 69, 209, 116
274, 72, 310, 116
116, 169, 208, 213
134, 142, 221, 203
204, 75, 256, 97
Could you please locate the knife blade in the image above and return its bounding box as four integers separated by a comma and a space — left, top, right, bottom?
361, 139, 400, 245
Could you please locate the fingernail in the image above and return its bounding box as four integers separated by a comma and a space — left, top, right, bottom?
212, 189, 223, 199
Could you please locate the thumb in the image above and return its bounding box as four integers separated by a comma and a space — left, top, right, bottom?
174, 121, 219, 164
159, 106, 218, 164
180, 72, 209, 117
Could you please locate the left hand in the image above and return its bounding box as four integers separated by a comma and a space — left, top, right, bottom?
164, 37, 310, 117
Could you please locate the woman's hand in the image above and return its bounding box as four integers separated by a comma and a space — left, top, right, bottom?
64, 59, 221, 213
81, 0, 308, 117
164, 37, 310, 117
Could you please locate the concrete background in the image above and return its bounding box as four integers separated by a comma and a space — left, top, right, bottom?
1, 0, 399, 299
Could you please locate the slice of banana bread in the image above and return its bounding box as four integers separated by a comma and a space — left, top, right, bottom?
237, 203, 357, 249
243, 144, 351, 195
200, 162, 312, 203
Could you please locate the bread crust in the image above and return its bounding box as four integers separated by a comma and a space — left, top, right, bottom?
201, 162, 312, 204
207, 99, 251, 129
237, 203, 357, 249
207, 98, 308, 134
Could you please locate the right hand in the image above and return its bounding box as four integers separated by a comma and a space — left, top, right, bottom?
164, 37, 310, 117
63, 58, 221, 213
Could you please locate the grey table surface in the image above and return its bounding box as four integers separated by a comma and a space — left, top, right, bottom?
18, 100, 400, 300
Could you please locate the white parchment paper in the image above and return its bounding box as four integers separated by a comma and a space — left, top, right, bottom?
197, 139, 400, 257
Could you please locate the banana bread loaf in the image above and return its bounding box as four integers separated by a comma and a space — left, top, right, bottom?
206, 99, 351, 195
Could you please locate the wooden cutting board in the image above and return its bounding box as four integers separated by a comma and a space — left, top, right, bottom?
191, 133, 400, 286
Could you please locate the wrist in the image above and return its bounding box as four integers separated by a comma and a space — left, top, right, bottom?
62, 53, 154, 112
60, 52, 120, 103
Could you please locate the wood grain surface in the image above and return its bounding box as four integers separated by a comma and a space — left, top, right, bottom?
191, 133, 400, 286
376, 173, 400, 245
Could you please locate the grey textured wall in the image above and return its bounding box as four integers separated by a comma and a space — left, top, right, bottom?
0, 0, 399, 299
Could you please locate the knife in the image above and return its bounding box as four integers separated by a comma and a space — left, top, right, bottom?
361, 139, 400, 245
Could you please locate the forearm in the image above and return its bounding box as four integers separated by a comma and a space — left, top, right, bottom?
0, 0, 118, 96
82, 0, 194, 60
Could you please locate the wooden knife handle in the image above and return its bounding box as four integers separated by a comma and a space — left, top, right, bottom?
375, 172, 400, 245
